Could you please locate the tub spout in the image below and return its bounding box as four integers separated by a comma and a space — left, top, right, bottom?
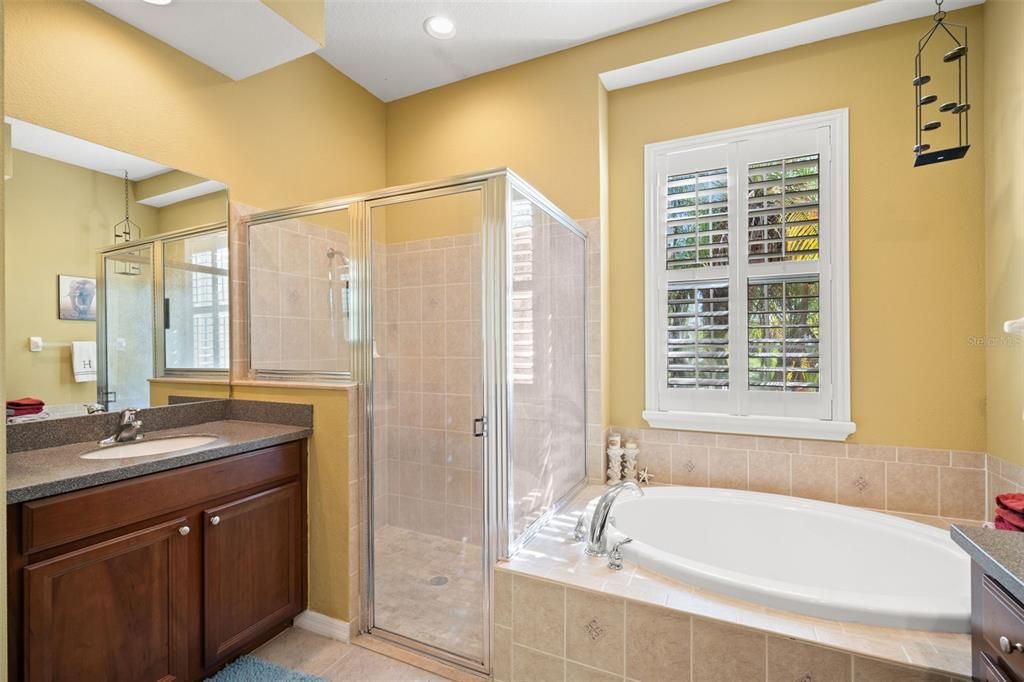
585, 480, 644, 556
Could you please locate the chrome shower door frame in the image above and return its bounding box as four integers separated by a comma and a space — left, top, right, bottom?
354, 172, 504, 675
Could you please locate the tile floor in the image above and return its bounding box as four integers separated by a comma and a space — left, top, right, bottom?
372, 525, 485, 659
252, 628, 452, 681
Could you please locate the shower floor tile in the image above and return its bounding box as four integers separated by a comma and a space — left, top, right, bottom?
373, 525, 484, 660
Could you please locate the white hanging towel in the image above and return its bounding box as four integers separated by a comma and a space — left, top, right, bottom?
71, 341, 97, 383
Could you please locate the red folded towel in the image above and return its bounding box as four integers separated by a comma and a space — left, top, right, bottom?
6, 397, 44, 409
995, 513, 1020, 531
7, 406, 43, 417
997, 505, 1024, 530
998, 493, 1024, 514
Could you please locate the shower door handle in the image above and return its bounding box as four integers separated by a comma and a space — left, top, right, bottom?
473, 416, 487, 438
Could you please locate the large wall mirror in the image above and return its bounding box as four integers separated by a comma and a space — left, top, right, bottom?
3, 117, 229, 421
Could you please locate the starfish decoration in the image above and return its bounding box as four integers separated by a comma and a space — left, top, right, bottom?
638, 467, 653, 486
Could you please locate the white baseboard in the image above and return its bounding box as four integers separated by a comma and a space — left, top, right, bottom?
293, 610, 350, 643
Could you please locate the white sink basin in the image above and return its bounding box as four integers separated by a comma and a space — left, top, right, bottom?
81, 435, 219, 460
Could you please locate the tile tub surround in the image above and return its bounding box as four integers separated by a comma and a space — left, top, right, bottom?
604, 427, 989, 527
494, 486, 970, 680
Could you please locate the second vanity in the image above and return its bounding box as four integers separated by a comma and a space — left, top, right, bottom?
5, 399, 313, 682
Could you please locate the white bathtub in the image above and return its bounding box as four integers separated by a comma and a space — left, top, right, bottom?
603, 486, 971, 633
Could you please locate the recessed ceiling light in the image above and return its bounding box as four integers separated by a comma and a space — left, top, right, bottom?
423, 16, 456, 40
142, 0, 173, 5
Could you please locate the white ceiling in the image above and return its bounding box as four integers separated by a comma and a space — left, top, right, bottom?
319, 0, 727, 101
6, 117, 228, 205
6, 118, 170, 181
86, 0, 321, 81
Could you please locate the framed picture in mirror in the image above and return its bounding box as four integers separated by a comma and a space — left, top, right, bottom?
57, 275, 97, 321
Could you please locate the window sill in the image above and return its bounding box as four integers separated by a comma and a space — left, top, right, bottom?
642, 410, 856, 442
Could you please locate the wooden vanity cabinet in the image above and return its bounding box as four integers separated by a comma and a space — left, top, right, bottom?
7, 440, 307, 682
973, 563, 1024, 682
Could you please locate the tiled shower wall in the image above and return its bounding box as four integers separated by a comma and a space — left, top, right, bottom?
248, 218, 350, 372
376, 234, 485, 545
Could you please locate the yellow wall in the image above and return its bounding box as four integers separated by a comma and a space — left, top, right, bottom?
387, 4, 993, 452
3, 149, 159, 404
149, 379, 232, 404
4, 0, 386, 212
608, 10, 987, 451
4, 0, 385, 623
156, 191, 229, 233
1, 1, 9, 671
984, 0, 1024, 464
385, 1, 870, 221
262, 0, 325, 47
151, 383, 353, 621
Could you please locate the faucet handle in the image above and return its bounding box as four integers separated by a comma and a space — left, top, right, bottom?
608, 538, 633, 571
572, 513, 587, 541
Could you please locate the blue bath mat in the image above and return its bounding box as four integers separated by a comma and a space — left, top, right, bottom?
206, 655, 326, 681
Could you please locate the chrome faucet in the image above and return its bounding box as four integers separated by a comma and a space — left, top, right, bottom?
100, 408, 144, 445
583, 480, 644, 556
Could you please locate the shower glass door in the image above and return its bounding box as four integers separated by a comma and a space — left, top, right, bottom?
100, 244, 155, 411
367, 186, 486, 666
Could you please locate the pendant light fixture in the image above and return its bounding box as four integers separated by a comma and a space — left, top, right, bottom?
914, 0, 970, 166
112, 170, 142, 275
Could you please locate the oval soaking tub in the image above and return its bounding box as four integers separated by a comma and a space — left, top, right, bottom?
604, 486, 971, 633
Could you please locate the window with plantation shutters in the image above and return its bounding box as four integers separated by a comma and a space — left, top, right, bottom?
644, 110, 854, 441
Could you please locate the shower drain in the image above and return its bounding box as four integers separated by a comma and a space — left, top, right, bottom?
428, 576, 449, 586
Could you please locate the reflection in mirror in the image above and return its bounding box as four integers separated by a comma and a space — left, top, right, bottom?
3, 118, 229, 423
248, 208, 351, 376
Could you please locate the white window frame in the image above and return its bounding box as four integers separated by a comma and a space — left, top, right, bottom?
643, 109, 854, 441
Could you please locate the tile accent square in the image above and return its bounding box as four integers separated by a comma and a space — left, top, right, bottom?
565, 588, 625, 674
837, 458, 886, 509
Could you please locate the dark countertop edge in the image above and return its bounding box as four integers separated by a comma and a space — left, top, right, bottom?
6, 426, 312, 505
951, 524, 1024, 604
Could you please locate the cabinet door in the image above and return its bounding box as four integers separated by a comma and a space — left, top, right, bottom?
24, 517, 190, 682
203, 482, 302, 666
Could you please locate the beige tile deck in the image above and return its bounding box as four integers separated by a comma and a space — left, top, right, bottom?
499, 485, 971, 680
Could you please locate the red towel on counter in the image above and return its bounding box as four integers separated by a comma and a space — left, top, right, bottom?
7, 406, 43, 416
998, 493, 1024, 514
6, 397, 44, 409
993, 494, 1024, 531
995, 513, 1020, 532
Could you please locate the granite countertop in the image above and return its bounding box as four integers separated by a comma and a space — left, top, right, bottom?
952, 524, 1024, 603
7, 419, 311, 504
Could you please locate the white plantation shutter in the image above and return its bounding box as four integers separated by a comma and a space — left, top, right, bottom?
666, 282, 730, 389
646, 112, 848, 433
665, 167, 730, 270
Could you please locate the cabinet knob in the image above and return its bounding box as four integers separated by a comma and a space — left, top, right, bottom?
999, 635, 1024, 654
178, 525, 190, 536
210, 516, 221, 526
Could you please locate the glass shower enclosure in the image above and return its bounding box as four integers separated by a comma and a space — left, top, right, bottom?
242, 170, 587, 675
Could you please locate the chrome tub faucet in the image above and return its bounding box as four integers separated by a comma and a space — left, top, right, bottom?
576, 480, 644, 556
